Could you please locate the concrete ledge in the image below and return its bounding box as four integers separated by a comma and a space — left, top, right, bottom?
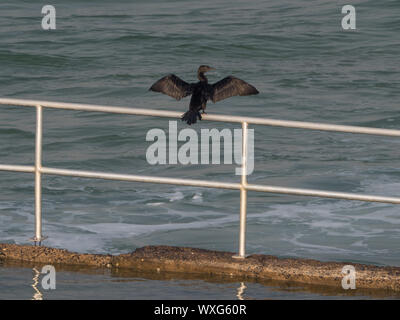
1, 243, 399, 292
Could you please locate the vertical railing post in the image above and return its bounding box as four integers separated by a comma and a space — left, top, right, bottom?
33, 105, 43, 245
233, 121, 248, 259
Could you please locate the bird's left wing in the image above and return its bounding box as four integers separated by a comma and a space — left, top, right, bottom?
211, 76, 259, 103
149, 74, 193, 101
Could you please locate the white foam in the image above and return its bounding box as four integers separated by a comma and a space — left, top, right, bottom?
192, 192, 203, 203
169, 191, 184, 202
146, 202, 164, 206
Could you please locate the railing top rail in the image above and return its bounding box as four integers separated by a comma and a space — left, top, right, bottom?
1, 97, 400, 137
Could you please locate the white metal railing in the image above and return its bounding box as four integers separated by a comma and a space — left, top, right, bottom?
1, 98, 400, 259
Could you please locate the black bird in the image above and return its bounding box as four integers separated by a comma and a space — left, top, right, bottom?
149, 65, 259, 125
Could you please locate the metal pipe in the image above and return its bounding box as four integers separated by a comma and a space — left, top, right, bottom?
40, 167, 241, 190
0, 165, 35, 173
34, 105, 43, 244
245, 184, 400, 204
3, 164, 398, 205
234, 122, 248, 259
2, 97, 400, 137
2, 164, 399, 205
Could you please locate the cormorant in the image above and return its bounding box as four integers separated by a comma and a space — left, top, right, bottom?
149, 65, 259, 125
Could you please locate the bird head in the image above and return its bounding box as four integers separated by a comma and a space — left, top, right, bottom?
198, 65, 215, 74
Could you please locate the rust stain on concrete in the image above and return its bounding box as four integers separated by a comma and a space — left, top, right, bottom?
1, 243, 399, 292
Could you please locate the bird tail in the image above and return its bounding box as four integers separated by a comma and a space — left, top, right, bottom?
181, 110, 201, 125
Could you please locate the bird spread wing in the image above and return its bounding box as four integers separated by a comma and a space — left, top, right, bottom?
149, 74, 193, 101
211, 76, 259, 103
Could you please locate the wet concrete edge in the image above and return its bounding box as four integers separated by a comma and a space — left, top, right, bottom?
1, 243, 399, 292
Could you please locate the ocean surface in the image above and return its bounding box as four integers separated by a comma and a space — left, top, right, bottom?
0, 0, 399, 299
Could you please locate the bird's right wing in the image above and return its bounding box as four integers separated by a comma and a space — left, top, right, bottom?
149, 74, 193, 101
211, 76, 259, 103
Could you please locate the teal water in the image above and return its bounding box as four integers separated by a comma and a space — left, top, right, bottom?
0, 0, 400, 298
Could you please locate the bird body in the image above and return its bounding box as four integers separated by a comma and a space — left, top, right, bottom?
186, 80, 212, 124
150, 65, 259, 125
